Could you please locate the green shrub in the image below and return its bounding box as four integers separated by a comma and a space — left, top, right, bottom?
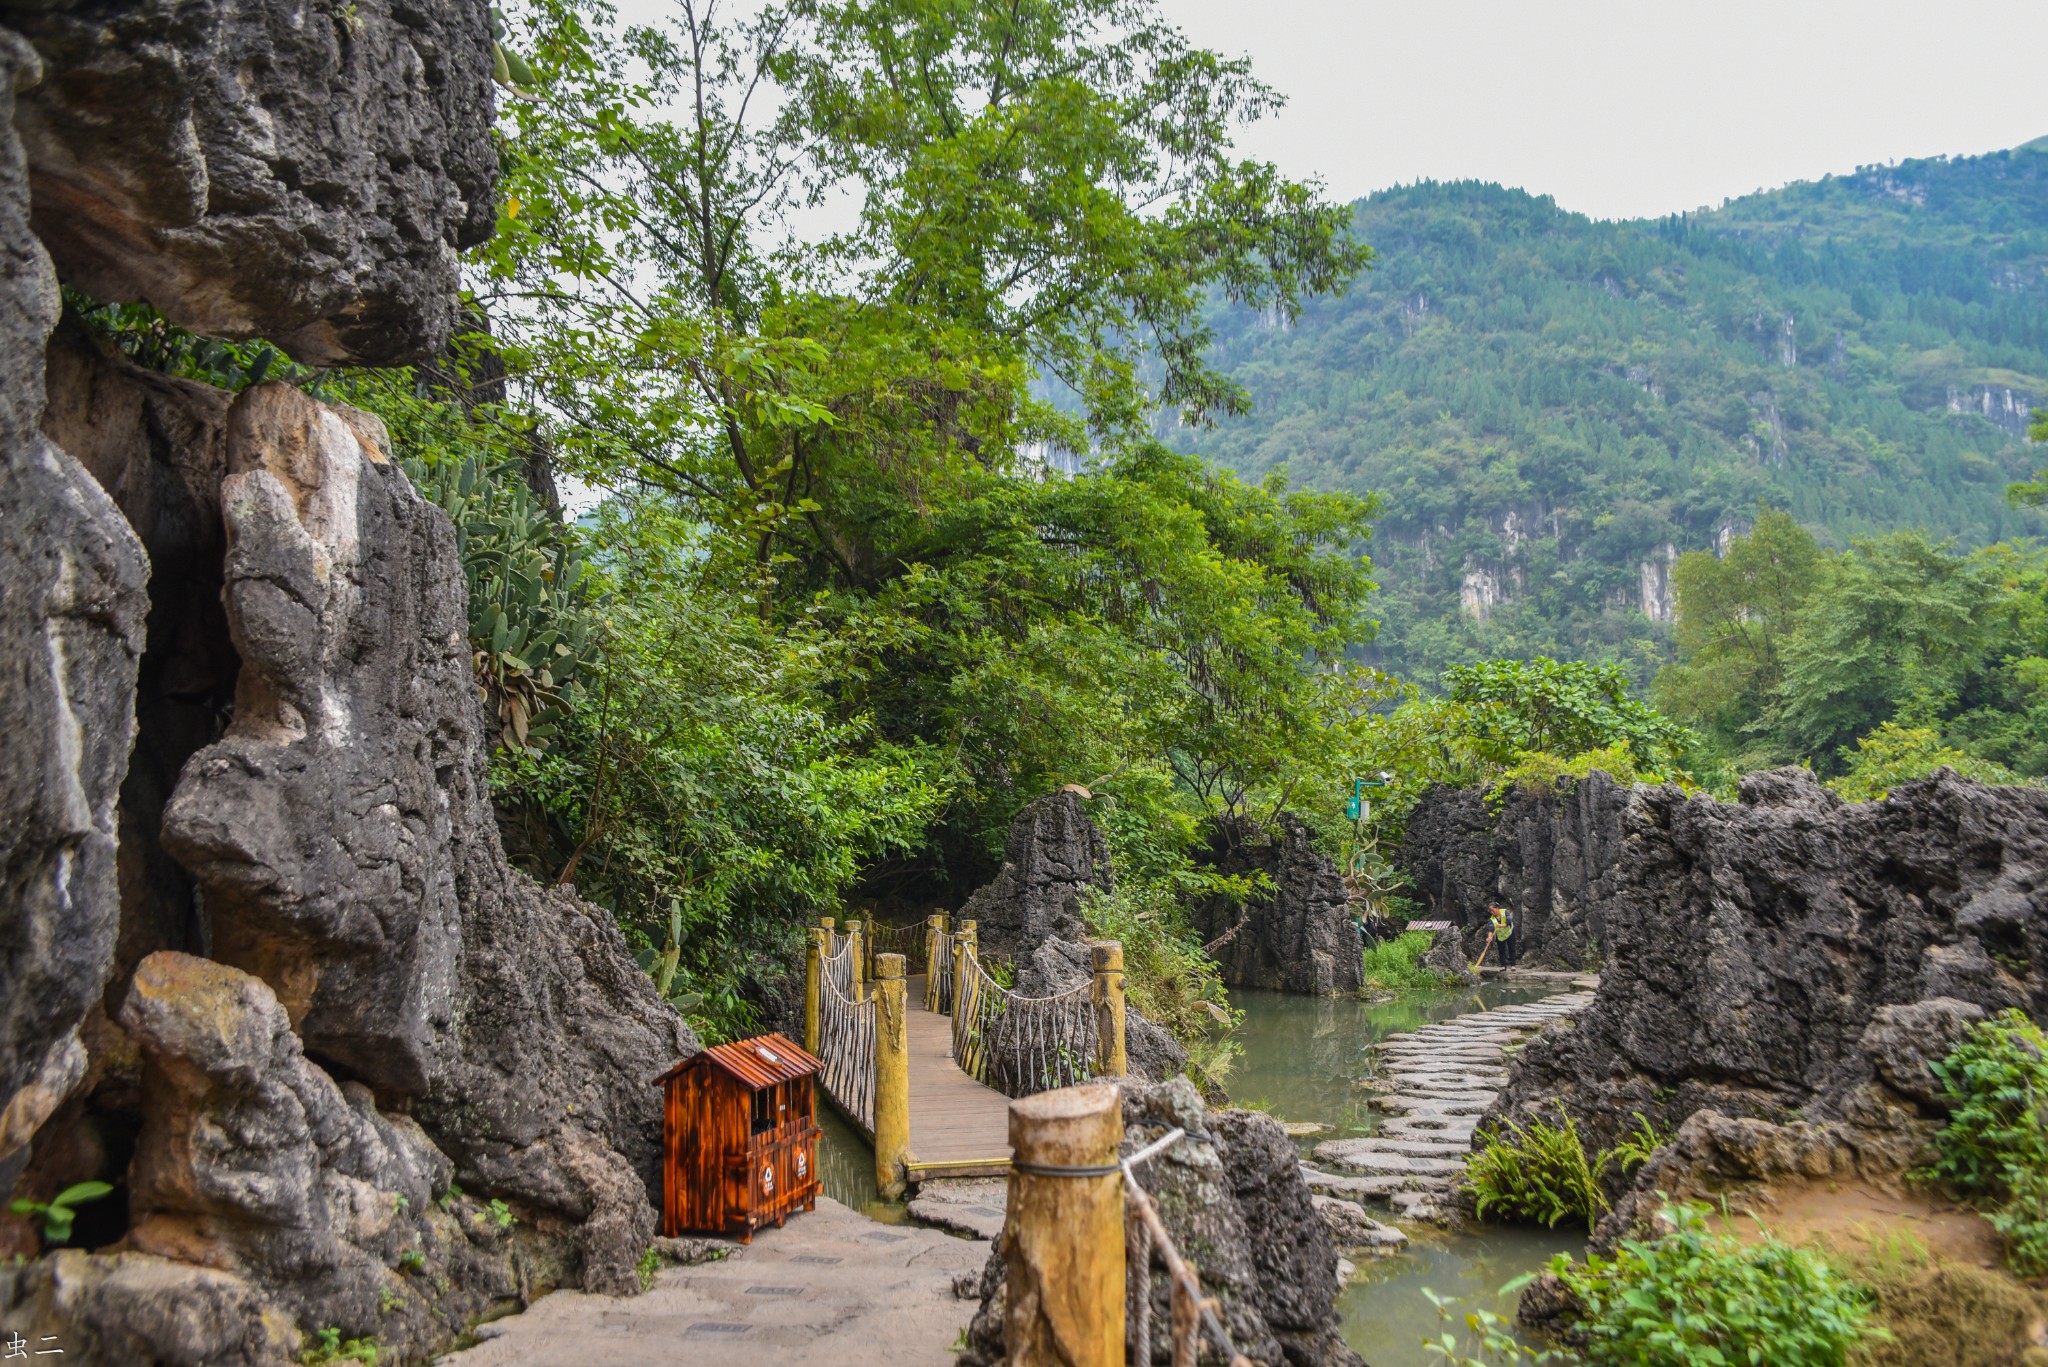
301, 1328, 378, 1366
1920, 1007, 2048, 1274
1548, 1201, 1880, 1367
1828, 722, 2020, 802
1467, 1110, 1666, 1232
1362, 930, 1457, 990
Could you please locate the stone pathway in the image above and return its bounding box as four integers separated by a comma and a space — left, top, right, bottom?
439, 1197, 985, 1366
1305, 991, 1594, 1223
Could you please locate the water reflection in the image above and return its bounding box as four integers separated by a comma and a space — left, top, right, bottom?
1227, 985, 1562, 1144
1227, 984, 1586, 1367
815, 1102, 912, 1223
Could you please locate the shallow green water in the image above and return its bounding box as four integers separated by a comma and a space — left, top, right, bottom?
1225, 984, 1564, 1146
1227, 985, 1585, 1367
820, 982, 1585, 1366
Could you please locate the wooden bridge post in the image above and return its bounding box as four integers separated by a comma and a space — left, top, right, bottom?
1003, 1083, 1125, 1366
805, 926, 825, 1054
955, 919, 977, 992
873, 951, 912, 1198
845, 918, 865, 1001
924, 913, 947, 1010
1091, 941, 1127, 1077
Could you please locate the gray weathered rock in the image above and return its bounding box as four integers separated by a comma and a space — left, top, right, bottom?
13, 0, 497, 364
960, 790, 1113, 962
1481, 769, 2048, 1269
0, 31, 149, 1202
1312, 1194, 1408, 1253
157, 381, 694, 1226
1422, 927, 1479, 986
957, 1078, 1362, 1367
1193, 815, 1365, 996
1400, 771, 1633, 968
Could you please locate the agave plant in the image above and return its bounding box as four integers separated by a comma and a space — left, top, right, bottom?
404, 454, 600, 752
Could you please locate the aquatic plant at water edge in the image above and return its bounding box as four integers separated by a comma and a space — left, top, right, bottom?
1362, 930, 1458, 989
1466, 1109, 1667, 1232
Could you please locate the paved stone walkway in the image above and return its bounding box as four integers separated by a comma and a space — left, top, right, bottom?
1305, 991, 1594, 1222
439, 1197, 985, 1366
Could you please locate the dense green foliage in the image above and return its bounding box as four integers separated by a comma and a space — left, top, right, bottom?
1464, 1109, 1662, 1232
1359, 930, 1456, 990
1921, 1009, 2048, 1275
1175, 151, 2048, 686
1654, 513, 2048, 781
1546, 1202, 1880, 1367
447, 0, 1378, 1033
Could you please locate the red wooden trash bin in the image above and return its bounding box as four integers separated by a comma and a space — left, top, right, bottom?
655, 1032, 824, 1241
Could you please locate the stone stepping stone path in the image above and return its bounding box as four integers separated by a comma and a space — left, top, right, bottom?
1310, 992, 1593, 1224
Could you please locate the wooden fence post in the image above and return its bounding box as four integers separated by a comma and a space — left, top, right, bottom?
1004, 1083, 1125, 1366
845, 918, 865, 1002
874, 951, 912, 1198
1091, 941, 1127, 1077
924, 913, 947, 1010
805, 927, 824, 1054
956, 919, 977, 995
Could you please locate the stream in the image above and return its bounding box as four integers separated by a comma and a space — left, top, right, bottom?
817, 982, 1585, 1366
1230, 986, 1584, 1367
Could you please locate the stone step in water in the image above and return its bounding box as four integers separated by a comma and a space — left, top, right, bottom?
1333, 989, 1594, 1229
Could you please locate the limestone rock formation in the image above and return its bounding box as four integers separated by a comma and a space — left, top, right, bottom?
959, 789, 1113, 961
1399, 771, 1632, 968
0, 31, 149, 1205
957, 1078, 1362, 1367
13, 0, 497, 365
0, 5, 698, 1359
1483, 769, 2048, 1247
1192, 815, 1364, 996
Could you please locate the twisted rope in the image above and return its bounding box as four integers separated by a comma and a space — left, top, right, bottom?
1121, 1128, 1254, 1367
950, 950, 1098, 1098
865, 920, 929, 976
816, 935, 876, 1133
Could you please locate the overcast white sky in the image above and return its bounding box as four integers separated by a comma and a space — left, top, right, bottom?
1163, 0, 2048, 220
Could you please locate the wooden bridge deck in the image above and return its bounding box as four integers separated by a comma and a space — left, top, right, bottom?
902, 974, 1013, 1180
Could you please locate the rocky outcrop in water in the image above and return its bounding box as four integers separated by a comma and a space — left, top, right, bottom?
1486, 769, 2048, 1249
957, 1077, 1362, 1367
959, 789, 1113, 962
1398, 772, 1631, 968
1192, 815, 1364, 996
0, 8, 695, 1361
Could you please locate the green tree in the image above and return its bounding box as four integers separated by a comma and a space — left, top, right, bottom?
1441, 657, 1693, 772
1653, 509, 1825, 764
1772, 533, 2007, 768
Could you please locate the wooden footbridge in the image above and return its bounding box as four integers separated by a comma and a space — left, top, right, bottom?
803, 916, 1127, 1193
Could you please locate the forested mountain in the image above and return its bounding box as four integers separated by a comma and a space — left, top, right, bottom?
1176, 141, 2048, 685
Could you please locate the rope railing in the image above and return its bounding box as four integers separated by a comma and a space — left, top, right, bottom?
864, 919, 928, 977
951, 947, 1099, 1098
1122, 1127, 1255, 1367
925, 925, 956, 1013
815, 933, 876, 1133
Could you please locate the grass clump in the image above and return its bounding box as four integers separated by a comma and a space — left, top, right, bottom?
1836, 1231, 2048, 1367
1920, 1007, 2048, 1274
301, 1328, 378, 1366
1548, 1201, 1880, 1367
1466, 1110, 1665, 1232
1362, 929, 1459, 989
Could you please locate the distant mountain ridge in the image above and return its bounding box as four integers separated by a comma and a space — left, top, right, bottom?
1176, 140, 2048, 684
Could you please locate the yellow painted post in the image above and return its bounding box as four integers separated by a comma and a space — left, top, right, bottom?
1003, 1083, 1125, 1366
805, 927, 824, 1054
845, 918, 865, 1002
1091, 941, 1127, 1077
873, 952, 912, 1197
923, 914, 945, 1008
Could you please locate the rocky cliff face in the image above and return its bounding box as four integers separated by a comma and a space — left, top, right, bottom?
1192, 815, 1363, 996
1398, 772, 1631, 968
956, 1078, 1361, 1367
0, 8, 693, 1362
1482, 769, 2047, 1251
